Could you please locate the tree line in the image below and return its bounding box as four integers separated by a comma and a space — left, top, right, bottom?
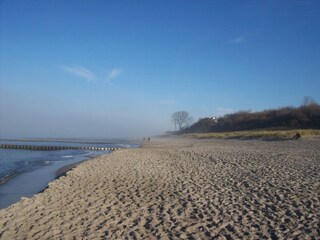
178, 101, 320, 134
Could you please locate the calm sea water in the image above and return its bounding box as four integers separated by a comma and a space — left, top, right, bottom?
0, 140, 138, 181
0, 140, 139, 208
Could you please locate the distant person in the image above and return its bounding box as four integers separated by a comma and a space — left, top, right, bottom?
148, 138, 150, 142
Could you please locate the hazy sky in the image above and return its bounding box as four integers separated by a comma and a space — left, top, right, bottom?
1, 0, 320, 139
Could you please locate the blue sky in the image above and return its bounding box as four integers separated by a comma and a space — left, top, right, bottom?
1, 0, 320, 138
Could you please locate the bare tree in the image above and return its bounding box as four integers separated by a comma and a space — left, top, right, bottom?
172, 111, 193, 131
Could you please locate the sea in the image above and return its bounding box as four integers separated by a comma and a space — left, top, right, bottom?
0, 139, 139, 209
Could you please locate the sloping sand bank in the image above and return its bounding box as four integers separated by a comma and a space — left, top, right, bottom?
0, 137, 319, 239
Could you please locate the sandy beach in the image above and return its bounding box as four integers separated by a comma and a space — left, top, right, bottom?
0, 137, 319, 239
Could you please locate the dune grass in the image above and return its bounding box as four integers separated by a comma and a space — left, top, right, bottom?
186, 129, 320, 140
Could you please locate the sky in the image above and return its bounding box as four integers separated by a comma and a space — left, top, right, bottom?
1, 0, 320, 139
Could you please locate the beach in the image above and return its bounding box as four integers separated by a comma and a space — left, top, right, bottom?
0, 137, 319, 239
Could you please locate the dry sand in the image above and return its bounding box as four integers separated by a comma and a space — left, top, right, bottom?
0, 137, 319, 239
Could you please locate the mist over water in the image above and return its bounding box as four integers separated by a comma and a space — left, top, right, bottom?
0, 89, 171, 139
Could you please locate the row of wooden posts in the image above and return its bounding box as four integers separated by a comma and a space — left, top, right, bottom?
0, 144, 119, 151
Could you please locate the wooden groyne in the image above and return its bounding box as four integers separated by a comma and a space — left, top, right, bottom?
0, 144, 119, 151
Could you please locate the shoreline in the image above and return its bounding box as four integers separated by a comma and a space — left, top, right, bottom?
0, 153, 104, 209
55, 155, 97, 179
55, 162, 82, 179
38, 156, 98, 194
0, 137, 319, 239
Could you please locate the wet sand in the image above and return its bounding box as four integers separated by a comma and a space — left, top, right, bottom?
0, 137, 319, 239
